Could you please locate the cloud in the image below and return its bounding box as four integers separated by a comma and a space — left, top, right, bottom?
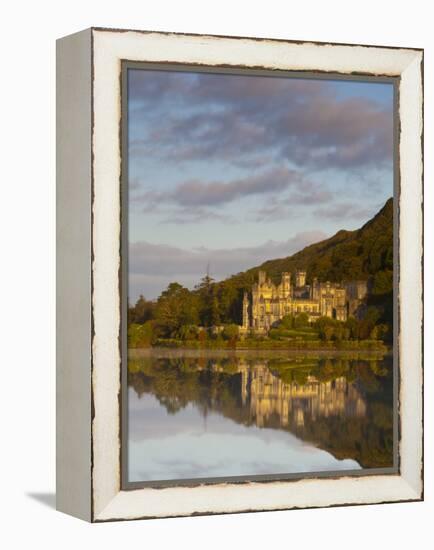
174, 167, 299, 207
134, 166, 305, 211
129, 69, 324, 110
250, 203, 292, 222
159, 207, 233, 225
276, 97, 393, 169
129, 70, 393, 172
130, 165, 338, 224
246, 181, 334, 222
313, 202, 379, 221
129, 231, 327, 301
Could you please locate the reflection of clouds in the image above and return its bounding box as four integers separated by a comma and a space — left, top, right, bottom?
129, 432, 359, 482
128, 392, 360, 482
128, 391, 205, 439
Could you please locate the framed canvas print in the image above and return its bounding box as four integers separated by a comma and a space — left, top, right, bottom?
56, 28, 423, 522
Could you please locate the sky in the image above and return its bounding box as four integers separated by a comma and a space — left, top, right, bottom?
128, 392, 359, 482
128, 68, 394, 301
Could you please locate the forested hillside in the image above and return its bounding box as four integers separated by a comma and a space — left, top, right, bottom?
213, 197, 393, 325
129, 198, 394, 340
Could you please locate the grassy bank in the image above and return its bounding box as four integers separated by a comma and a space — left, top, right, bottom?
152, 337, 387, 351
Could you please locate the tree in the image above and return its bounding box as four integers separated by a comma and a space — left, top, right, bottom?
372, 270, 393, 296
323, 325, 334, 341
155, 283, 199, 337
280, 315, 294, 329
216, 282, 240, 324
345, 316, 359, 340
315, 316, 338, 341
128, 320, 154, 348
358, 306, 381, 339
178, 324, 199, 341
210, 295, 221, 326
128, 295, 155, 324
222, 324, 239, 341
195, 274, 220, 326
294, 312, 309, 329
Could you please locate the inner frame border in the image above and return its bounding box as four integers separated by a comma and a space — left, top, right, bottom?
119, 60, 401, 491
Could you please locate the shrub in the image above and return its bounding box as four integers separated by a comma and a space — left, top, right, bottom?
177, 324, 200, 341
222, 324, 239, 341
128, 321, 154, 348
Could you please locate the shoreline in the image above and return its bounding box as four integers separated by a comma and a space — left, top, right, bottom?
132, 339, 388, 353
129, 347, 390, 359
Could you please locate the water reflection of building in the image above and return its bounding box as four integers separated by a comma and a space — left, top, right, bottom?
238, 363, 366, 429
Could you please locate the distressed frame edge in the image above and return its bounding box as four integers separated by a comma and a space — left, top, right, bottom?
396, 51, 424, 499
95, 477, 421, 523
56, 27, 93, 522
90, 29, 423, 522
90, 25, 424, 53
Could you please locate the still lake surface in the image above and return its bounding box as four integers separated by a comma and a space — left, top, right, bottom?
127, 349, 394, 483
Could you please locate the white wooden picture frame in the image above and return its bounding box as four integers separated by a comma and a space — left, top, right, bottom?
56, 27, 423, 522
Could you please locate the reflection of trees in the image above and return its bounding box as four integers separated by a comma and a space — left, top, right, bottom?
128, 353, 393, 469
129, 356, 244, 417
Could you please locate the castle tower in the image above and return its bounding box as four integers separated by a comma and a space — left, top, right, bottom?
242, 291, 250, 329
311, 277, 319, 300
295, 270, 306, 288
258, 270, 266, 285
281, 272, 291, 297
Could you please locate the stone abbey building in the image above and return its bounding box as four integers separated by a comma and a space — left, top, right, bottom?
242, 269, 368, 333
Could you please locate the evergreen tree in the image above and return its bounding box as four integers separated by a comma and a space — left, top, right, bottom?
155, 283, 199, 337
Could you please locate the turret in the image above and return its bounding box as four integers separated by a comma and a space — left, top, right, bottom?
295, 269, 306, 288
281, 272, 291, 297
258, 270, 267, 285
311, 277, 319, 300
242, 291, 250, 328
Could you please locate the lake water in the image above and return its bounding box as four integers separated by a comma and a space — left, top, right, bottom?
127, 349, 394, 483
